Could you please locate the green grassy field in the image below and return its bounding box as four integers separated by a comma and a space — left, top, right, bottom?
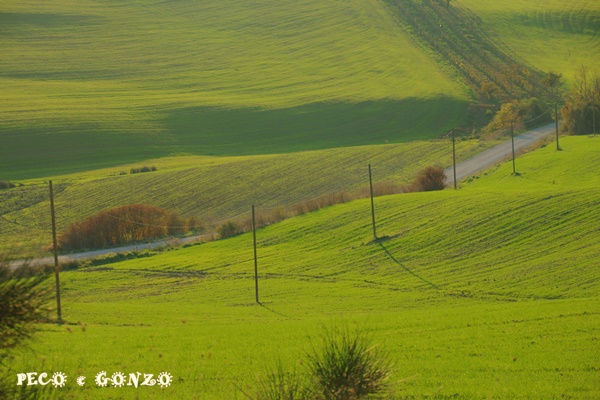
458, 0, 600, 83
7, 136, 599, 399
2, 2, 600, 396
0, 137, 493, 259
0, 0, 468, 179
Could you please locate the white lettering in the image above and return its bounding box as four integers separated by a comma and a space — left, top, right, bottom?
16, 373, 27, 386
127, 372, 141, 388
26, 372, 38, 386
141, 373, 156, 386
38, 372, 51, 386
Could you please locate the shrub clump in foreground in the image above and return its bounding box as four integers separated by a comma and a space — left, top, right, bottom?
0, 256, 52, 399
245, 327, 393, 400
58, 204, 194, 251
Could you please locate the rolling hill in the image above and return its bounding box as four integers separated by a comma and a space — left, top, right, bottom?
458, 0, 600, 83
0, 0, 468, 179
6, 136, 599, 399
0, 137, 493, 258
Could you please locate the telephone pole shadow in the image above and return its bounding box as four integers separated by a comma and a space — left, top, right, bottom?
378, 243, 438, 289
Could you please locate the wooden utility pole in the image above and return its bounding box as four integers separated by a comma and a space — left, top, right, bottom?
368, 164, 377, 241
252, 205, 259, 304
511, 122, 516, 175
593, 88, 597, 136
555, 102, 560, 150
49, 180, 62, 322
451, 129, 457, 190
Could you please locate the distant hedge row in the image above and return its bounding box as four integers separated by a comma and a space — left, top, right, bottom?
0, 181, 16, 189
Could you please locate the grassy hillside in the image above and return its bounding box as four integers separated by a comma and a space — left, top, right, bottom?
0, 138, 493, 259
458, 0, 600, 83
462, 134, 600, 191
0, 0, 468, 179
7, 136, 599, 399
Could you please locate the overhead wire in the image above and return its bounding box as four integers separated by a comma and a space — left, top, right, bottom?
0, 214, 51, 233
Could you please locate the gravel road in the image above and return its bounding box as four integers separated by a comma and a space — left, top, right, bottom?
445, 122, 556, 186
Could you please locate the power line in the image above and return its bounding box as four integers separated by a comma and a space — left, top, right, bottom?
521, 106, 554, 125
0, 214, 51, 233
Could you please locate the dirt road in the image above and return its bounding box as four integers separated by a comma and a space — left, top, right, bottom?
445, 122, 556, 186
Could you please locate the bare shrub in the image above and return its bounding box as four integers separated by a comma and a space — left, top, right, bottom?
58, 204, 188, 251
293, 192, 352, 215
411, 166, 447, 192
357, 182, 403, 198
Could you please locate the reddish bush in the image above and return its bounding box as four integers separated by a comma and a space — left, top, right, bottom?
411, 166, 447, 192
58, 204, 187, 251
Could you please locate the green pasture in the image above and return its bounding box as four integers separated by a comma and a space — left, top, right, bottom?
0, 0, 467, 179
6, 136, 600, 399
461, 134, 600, 191
0, 137, 493, 259
458, 0, 600, 82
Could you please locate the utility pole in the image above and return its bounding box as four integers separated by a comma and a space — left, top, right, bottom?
252, 205, 259, 304
368, 164, 377, 241
451, 129, 457, 189
49, 181, 62, 323
593, 87, 597, 136
555, 102, 560, 150
511, 121, 516, 175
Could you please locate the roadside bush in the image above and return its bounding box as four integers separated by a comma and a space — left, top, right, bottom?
58, 204, 188, 251
186, 216, 202, 232
218, 221, 240, 239
293, 192, 352, 215
358, 182, 403, 198
410, 166, 447, 192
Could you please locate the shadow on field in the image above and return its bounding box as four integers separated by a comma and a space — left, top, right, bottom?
161, 97, 468, 156
378, 243, 438, 289
260, 303, 290, 318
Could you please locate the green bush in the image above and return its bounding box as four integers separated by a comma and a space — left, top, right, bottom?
307, 327, 392, 400
245, 327, 392, 399
0, 180, 15, 189
130, 165, 157, 174
0, 256, 52, 399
